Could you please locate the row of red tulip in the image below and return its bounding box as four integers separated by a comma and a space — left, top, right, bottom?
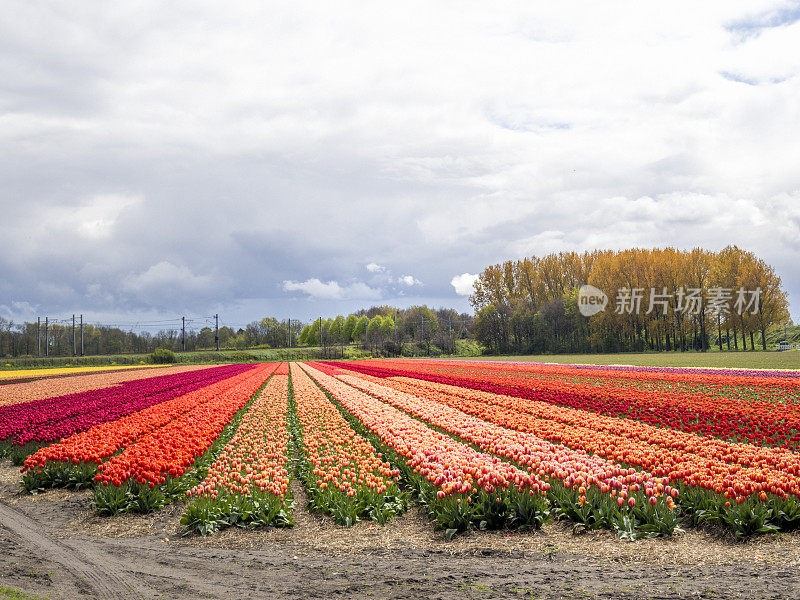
388, 359, 800, 391
503, 364, 798, 406
23, 364, 276, 474
90, 364, 275, 487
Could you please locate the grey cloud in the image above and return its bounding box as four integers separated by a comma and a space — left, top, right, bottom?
2, 2, 800, 324
725, 3, 800, 37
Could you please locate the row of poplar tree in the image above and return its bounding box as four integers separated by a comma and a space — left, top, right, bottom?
470, 246, 790, 354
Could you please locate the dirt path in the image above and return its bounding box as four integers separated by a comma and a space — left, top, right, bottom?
1, 460, 799, 599
4, 531, 797, 600
0, 499, 150, 599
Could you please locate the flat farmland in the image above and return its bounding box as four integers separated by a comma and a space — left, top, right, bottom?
464, 351, 800, 370
2, 360, 800, 599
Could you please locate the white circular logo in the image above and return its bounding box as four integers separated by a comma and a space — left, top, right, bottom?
578, 285, 608, 317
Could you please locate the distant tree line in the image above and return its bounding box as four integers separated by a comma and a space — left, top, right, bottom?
5, 245, 784, 359
0, 319, 233, 358
471, 246, 790, 354
298, 305, 473, 357
0, 306, 473, 358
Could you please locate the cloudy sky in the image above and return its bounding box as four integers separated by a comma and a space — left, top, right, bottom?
2, 1, 799, 331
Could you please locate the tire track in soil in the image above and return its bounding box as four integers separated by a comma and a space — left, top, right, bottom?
0, 499, 150, 599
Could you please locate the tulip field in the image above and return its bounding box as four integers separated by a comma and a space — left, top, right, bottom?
4, 359, 800, 540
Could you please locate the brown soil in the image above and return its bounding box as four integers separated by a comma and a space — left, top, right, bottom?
1, 461, 798, 600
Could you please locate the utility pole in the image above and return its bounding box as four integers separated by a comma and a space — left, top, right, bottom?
37, 317, 41, 357
181, 316, 186, 352
215, 314, 219, 351
72, 314, 76, 357
44, 317, 48, 356
449, 313, 452, 353
287, 318, 291, 348
80, 315, 84, 356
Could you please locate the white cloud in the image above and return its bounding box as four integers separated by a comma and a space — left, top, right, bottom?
398, 275, 422, 286
451, 273, 479, 296
347, 282, 383, 299
283, 278, 381, 300
13, 301, 36, 314
365, 262, 387, 273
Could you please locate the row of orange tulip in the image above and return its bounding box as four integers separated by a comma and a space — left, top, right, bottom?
23, 365, 275, 475
189, 373, 291, 499
359, 374, 800, 503
93, 364, 276, 487
299, 363, 543, 498
333, 371, 673, 508
291, 363, 399, 498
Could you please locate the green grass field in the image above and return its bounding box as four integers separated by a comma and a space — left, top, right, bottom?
0, 339, 483, 371
0, 346, 375, 371
2, 343, 799, 372
463, 351, 800, 370
0, 587, 45, 600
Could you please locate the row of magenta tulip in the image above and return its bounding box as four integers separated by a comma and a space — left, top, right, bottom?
23, 364, 276, 484
3, 363, 255, 445
0, 365, 208, 408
